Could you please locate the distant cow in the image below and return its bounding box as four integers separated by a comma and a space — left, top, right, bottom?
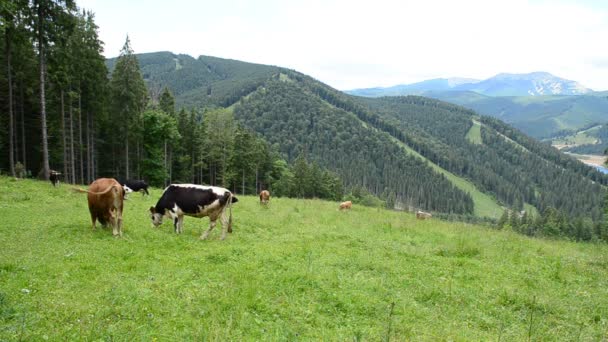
120, 179, 149, 196
259, 190, 270, 205
416, 210, 432, 220
339, 201, 352, 210
149, 184, 238, 240
73, 178, 125, 236
49, 170, 61, 187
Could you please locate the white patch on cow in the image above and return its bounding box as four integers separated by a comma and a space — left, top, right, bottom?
170, 183, 229, 197
168, 204, 183, 219
195, 199, 221, 217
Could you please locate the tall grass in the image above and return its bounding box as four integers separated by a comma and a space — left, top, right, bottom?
1, 177, 607, 340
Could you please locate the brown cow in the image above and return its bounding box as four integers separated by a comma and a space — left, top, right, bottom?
73, 178, 125, 236
339, 200, 352, 210
259, 190, 270, 205
416, 210, 432, 220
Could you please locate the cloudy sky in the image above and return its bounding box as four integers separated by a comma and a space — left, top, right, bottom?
77, 0, 608, 91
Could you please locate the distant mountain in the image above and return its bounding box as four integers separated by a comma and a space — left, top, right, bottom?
348, 78, 479, 97
456, 72, 591, 96
347, 72, 592, 97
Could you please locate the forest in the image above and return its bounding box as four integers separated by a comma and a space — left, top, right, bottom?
1, 1, 608, 242
0, 0, 342, 201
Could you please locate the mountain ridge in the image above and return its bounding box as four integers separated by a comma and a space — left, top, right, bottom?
106, 51, 607, 223
347, 71, 593, 97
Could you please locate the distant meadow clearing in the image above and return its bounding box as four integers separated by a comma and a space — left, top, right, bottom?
1, 177, 608, 340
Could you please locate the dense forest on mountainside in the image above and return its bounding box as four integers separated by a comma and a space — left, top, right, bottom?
420, 91, 608, 139
234, 79, 474, 214
106, 52, 281, 109
0, 3, 343, 202
353, 96, 607, 221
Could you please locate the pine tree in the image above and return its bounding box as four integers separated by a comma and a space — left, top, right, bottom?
109, 35, 147, 179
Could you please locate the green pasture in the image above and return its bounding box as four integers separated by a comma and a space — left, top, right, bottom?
1, 177, 607, 340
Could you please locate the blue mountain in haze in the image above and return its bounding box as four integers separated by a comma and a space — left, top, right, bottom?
347, 72, 592, 97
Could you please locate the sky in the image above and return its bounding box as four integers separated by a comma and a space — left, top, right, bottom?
77, 0, 608, 91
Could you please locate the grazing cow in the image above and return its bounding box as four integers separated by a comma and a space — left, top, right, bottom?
259, 190, 270, 205
339, 200, 352, 211
49, 170, 61, 187
149, 184, 238, 240
120, 179, 149, 196
416, 210, 432, 220
73, 178, 125, 236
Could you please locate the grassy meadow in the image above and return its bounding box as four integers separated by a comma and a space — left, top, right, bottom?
1, 176, 608, 340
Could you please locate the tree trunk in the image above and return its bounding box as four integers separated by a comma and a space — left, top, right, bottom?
242, 169, 245, 195
6, 28, 15, 177
78, 93, 83, 184
255, 167, 259, 194
164, 139, 168, 186
169, 147, 172, 184
86, 110, 91, 183
70, 94, 75, 184
125, 129, 130, 179
38, 4, 50, 180
61, 90, 67, 182
20, 82, 26, 170
91, 118, 96, 180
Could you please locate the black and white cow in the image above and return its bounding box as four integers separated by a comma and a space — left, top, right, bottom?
49, 170, 61, 187
149, 184, 238, 240
120, 179, 149, 196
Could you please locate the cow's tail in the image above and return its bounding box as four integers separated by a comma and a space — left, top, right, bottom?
71, 185, 117, 196
227, 192, 233, 233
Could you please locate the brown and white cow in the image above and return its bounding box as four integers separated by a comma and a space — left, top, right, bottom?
339, 200, 352, 211
259, 190, 270, 205
416, 210, 432, 220
73, 178, 125, 236
149, 184, 238, 240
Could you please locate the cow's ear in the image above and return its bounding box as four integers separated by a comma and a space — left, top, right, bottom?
149, 206, 155, 214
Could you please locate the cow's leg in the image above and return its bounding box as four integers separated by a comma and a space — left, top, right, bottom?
175, 215, 184, 234
90, 213, 97, 231
117, 210, 123, 237
200, 219, 216, 240
173, 216, 179, 233
110, 209, 119, 237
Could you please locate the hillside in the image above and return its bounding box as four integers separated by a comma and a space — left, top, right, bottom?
2, 177, 608, 340
425, 91, 608, 139
107, 52, 607, 226
346, 73, 607, 140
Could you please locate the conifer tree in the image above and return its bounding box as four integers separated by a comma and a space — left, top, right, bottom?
109, 35, 147, 179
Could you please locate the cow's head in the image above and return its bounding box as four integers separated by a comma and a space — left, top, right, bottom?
149, 206, 163, 227
123, 185, 133, 199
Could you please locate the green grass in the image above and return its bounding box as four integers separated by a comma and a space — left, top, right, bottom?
390, 137, 503, 219
465, 120, 482, 145
1, 177, 608, 340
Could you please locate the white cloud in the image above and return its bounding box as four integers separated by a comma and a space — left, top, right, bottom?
77, 0, 608, 90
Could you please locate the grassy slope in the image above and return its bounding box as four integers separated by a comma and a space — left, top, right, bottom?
465, 120, 482, 145
389, 137, 503, 219
4, 178, 605, 340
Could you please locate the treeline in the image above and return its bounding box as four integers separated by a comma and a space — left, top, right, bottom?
234, 79, 475, 214
1, 0, 107, 183
497, 206, 608, 242
0, 2, 342, 201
